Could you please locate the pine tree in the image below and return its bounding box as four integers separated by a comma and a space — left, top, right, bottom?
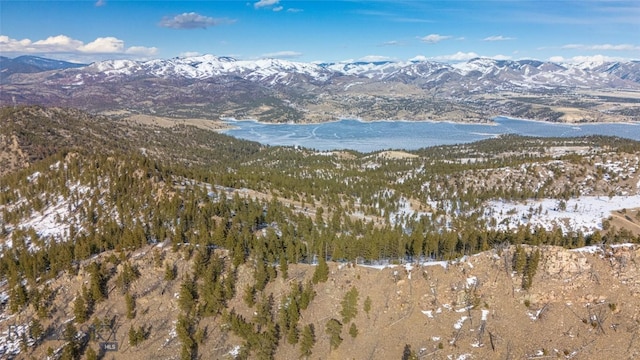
9, 282, 28, 313
176, 314, 196, 360
299, 281, 315, 310
279, 256, 289, 280
128, 325, 148, 346
522, 249, 542, 290
299, 324, 315, 358
363, 296, 372, 318
164, 262, 177, 281
243, 285, 256, 308
287, 324, 299, 345
73, 292, 87, 323
254, 259, 269, 291
325, 318, 343, 350
402, 344, 419, 360
61, 322, 79, 359
178, 277, 198, 314
29, 318, 44, 342
340, 287, 359, 323
88, 262, 107, 303
312, 253, 329, 284
125, 292, 136, 319
348, 322, 358, 338
85, 347, 98, 360
513, 245, 526, 274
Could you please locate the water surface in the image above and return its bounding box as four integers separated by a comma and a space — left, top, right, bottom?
222, 117, 640, 152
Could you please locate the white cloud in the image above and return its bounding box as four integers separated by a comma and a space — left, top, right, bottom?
254, 0, 279, 9
80, 37, 124, 53
180, 51, 202, 58
95, 0, 106, 6
548, 54, 630, 64
125, 46, 159, 56
358, 55, 392, 62
562, 43, 640, 51
273, 6, 284, 12
261, 50, 303, 59
483, 35, 515, 41
32, 35, 83, 52
409, 55, 428, 62
420, 34, 451, 44
431, 51, 479, 61
565, 54, 625, 63
159, 12, 235, 29
380, 40, 401, 47
287, 8, 303, 13
0, 34, 157, 57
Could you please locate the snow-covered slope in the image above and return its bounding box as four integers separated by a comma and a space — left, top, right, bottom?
85, 55, 333, 84
55, 55, 640, 90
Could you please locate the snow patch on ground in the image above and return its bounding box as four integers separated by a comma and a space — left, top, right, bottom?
229, 345, 241, 358
466, 276, 477, 288
571, 243, 636, 254
484, 195, 640, 235
0, 323, 33, 357
454, 316, 468, 330
358, 259, 448, 270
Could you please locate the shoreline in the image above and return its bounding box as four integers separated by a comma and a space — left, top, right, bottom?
220, 115, 640, 128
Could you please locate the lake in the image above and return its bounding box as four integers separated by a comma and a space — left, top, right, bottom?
221, 117, 640, 153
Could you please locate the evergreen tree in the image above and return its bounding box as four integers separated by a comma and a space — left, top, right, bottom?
348, 322, 358, 338
299, 281, 315, 310
178, 277, 198, 314
299, 324, 315, 358
88, 262, 107, 303
85, 347, 98, 360
279, 255, 289, 280
128, 325, 148, 346
287, 324, 300, 345
9, 282, 28, 313
325, 318, 343, 350
513, 245, 526, 274
29, 318, 44, 342
402, 344, 419, 360
243, 284, 257, 307
61, 322, 79, 360
73, 292, 87, 323
164, 262, 177, 281
312, 253, 329, 284
125, 292, 136, 319
522, 249, 542, 290
340, 286, 359, 323
364, 295, 372, 318
176, 314, 197, 360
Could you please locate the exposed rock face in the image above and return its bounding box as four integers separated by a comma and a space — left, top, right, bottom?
2, 244, 640, 359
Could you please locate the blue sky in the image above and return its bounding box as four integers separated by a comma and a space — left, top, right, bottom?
1, 0, 639, 64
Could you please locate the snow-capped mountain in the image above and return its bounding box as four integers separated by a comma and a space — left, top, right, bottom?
7, 54, 638, 90
1, 55, 639, 123
80, 55, 334, 86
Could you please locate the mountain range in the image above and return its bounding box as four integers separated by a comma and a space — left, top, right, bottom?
0, 55, 86, 82
2, 55, 640, 123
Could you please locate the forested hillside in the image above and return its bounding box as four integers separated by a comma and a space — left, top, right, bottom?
1, 106, 640, 359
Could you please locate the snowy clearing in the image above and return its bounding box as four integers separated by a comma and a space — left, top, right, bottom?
484, 195, 640, 235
